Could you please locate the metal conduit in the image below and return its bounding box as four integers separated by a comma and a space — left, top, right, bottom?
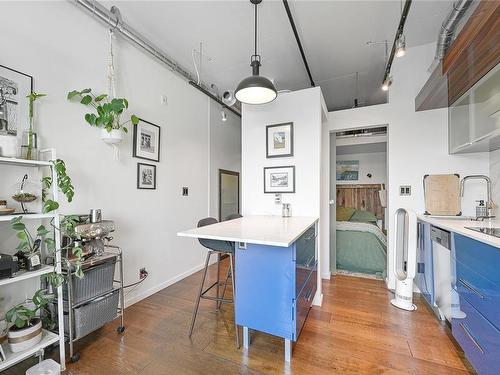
72, 0, 241, 117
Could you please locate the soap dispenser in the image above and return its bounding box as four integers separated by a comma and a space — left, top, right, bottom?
476, 200, 487, 218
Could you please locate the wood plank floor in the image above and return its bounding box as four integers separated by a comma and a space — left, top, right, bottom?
8, 258, 474, 374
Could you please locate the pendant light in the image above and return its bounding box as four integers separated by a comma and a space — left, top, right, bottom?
235, 0, 277, 105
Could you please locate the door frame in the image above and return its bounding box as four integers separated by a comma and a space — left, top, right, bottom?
218, 169, 240, 221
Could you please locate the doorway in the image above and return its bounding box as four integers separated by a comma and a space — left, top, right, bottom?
330, 126, 388, 279
219, 169, 240, 221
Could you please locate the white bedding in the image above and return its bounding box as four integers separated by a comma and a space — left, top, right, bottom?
336, 221, 387, 247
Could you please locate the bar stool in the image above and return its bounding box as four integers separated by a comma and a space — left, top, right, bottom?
188, 217, 240, 348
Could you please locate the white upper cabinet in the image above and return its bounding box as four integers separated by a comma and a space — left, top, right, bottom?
449, 63, 500, 154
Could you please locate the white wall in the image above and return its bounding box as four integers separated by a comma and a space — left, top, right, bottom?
241, 87, 323, 217
0, 2, 240, 312
490, 149, 500, 214
209, 101, 242, 219
336, 151, 387, 185
327, 42, 490, 289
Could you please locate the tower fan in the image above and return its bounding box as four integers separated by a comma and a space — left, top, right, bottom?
391, 208, 418, 311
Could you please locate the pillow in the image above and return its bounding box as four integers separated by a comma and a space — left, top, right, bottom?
350, 209, 378, 224
336, 206, 356, 221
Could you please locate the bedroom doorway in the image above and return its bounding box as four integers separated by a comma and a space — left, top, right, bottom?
330, 126, 388, 279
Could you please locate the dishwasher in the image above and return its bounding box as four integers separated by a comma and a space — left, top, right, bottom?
430, 225, 457, 322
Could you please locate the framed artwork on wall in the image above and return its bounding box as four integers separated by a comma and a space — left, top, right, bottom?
0, 65, 33, 157
137, 163, 156, 190
133, 118, 161, 162
266, 122, 293, 158
264, 165, 295, 193
336, 160, 359, 181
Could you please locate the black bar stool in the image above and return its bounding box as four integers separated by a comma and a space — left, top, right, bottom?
188, 217, 239, 348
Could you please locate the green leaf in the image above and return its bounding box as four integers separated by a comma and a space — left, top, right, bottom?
43, 199, 59, 213
12, 222, 26, 231
84, 113, 96, 125
80, 95, 92, 105
123, 98, 129, 108
80, 88, 92, 94
95, 94, 107, 102
67, 90, 80, 100
131, 115, 139, 125
122, 127, 128, 133
17, 231, 28, 241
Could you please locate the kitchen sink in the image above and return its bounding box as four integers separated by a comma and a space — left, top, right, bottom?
465, 227, 500, 238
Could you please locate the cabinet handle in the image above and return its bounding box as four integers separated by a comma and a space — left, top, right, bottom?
459, 323, 485, 354
458, 278, 484, 299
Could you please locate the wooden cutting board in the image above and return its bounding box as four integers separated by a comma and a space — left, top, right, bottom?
423, 174, 461, 216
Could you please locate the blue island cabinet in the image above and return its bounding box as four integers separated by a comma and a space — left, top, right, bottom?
235, 223, 317, 362
451, 233, 500, 375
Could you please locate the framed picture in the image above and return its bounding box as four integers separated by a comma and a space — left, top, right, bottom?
264, 166, 295, 193
266, 122, 293, 158
0, 65, 33, 144
133, 118, 161, 162
137, 163, 156, 190
336, 160, 359, 181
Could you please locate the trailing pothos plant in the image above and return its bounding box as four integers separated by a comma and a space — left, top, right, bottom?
6, 289, 54, 330
41, 159, 75, 214
67, 88, 139, 133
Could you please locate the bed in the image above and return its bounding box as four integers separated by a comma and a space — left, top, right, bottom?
335, 184, 387, 278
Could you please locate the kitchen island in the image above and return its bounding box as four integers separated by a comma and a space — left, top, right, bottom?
178, 215, 319, 362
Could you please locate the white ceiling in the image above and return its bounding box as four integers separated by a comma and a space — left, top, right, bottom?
103, 0, 453, 111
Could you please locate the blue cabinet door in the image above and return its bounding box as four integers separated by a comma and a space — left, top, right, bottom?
235, 243, 295, 340
416, 222, 434, 306
452, 296, 500, 375
296, 225, 316, 296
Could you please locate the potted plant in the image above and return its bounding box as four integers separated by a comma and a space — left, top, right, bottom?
10, 217, 51, 271
67, 89, 139, 144
5, 289, 53, 353
21, 92, 46, 160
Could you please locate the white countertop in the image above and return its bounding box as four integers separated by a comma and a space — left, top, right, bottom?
418, 215, 500, 249
177, 215, 319, 247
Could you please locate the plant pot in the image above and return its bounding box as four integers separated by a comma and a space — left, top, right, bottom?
100, 129, 123, 145
8, 317, 42, 353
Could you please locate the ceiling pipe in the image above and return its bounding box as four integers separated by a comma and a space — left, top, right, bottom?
428, 0, 473, 72
382, 0, 412, 85
282, 0, 315, 87
72, 0, 241, 117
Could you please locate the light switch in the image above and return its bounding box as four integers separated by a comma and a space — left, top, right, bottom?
182, 187, 189, 196
275, 193, 282, 205
160, 95, 168, 105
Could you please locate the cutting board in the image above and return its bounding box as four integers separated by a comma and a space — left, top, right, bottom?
423, 174, 461, 216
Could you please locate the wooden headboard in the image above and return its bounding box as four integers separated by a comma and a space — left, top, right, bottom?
336, 184, 385, 220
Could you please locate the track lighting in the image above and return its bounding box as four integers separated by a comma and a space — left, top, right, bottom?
222, 90, 237, 107
395, 35, 406, 57
381, 76, 393, 91
235, 0, 277, 105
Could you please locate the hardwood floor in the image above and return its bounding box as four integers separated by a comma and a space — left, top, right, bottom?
7, 259, 473, 374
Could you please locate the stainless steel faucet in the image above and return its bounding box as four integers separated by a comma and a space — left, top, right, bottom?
460, 175, 494, 218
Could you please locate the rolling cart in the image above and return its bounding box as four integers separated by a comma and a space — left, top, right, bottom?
63, 244, 125, 363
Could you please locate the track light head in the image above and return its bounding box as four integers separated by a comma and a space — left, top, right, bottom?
381, 76, 393, 91
395, 35, 406, 58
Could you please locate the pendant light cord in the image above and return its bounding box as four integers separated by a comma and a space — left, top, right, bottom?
254, 3, 258, 57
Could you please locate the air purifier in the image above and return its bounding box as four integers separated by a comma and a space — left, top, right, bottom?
391, 208, 417, 311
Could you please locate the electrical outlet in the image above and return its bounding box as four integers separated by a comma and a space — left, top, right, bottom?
182, 187, 189, 196
139, 268, 148, 280
275, 193, 282, 205
400, 185, 411, 196
160, 95, 168, 105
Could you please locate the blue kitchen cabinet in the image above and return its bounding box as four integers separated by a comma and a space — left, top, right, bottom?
235, 224, 317, 344
451, 233, 500, 374
416, 221, 435, 306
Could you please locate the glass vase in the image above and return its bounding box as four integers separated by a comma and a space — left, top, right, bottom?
21, 131, 38, 160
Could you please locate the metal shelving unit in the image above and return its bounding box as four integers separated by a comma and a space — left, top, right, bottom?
0, 149, 66, 371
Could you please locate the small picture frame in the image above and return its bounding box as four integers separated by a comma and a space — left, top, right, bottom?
133, 118, 161, 162
266, 122, 293, 158
264, 166, 295, 193
137, 163, 156, 190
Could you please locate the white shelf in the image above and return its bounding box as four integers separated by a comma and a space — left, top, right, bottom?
0, 330, 59, 371
0, 157, 52, 167
0, 265, 53, 287
0, 213, 57, 222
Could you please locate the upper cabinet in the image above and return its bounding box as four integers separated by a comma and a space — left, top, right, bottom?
449, 64, 500, 154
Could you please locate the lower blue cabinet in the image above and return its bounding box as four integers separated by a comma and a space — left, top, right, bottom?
235, 224, 316, 342
451, 233, 500, 374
